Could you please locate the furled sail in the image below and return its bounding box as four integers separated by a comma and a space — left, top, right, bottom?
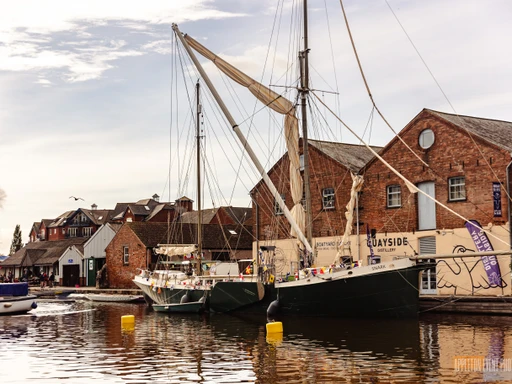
155, 245, 197, 257
335, 172, 364, 263
184, 35, 305, 238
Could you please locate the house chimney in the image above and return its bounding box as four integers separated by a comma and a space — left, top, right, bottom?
152, 193, 160, 202
91, 203, 97, 210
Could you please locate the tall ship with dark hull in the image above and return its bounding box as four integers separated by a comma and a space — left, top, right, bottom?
133, 1, 440, 318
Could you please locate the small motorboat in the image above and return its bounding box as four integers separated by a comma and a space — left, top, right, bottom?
0, 282, 37, 315
84, 293, 144, 303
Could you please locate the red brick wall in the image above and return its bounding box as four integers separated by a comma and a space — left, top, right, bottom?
123, 210, 143, 222
252, 145, 356, 240
105, 225, 148, 289
176, 199, 193, 212
39, 223, 48, 241
29, 228, 37, 243
360, 111, 510, 233
48, 227, 66, 241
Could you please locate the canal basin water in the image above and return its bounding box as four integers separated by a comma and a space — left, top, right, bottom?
1, 299, 511, 383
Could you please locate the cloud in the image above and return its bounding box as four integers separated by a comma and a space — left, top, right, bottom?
35, 78, 52, 87
142, 40, 172, 55
0, 1, 245, 82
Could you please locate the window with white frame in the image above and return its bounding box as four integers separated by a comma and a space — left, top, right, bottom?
123, 246, 130, 264
68, 228, 77, 237
449, 177, 466, 201
322, 188, 335, 210
274, 194, 286, 215
299, 154, 304, 171
83, 227, 92, 237
387, 185, 402, 208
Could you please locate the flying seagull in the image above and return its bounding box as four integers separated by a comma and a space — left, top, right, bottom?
69, 196, 84, 201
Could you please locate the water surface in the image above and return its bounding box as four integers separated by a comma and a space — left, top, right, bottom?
1, 300, 511, 383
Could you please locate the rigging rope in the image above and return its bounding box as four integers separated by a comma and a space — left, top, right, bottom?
311, 90, 511, 249
338, 0, 429, 168
384, 0, 512, 211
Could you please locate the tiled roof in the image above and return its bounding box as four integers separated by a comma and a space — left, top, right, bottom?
48, 211, 74, 228
179, 209, 219, 224
1, 238, 87, 267
126, 222, 253, 250
223, 206, 252, 224
82, 209, 113, 225
308, 139, 382, 173
112, 203, 129, 219
427, 109, 512, 152
127, 204, 152, 216
41, 219, 53, 228
107, 223, 123, 233
31, 222, 41, 233
144, 203, 174, 221
178, 207, 252, 225
112, 198, 172, 220
176, 196, 193, 202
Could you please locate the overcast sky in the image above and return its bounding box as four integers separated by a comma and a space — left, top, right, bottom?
1, 0, 511, 255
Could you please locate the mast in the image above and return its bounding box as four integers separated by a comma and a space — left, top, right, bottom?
300, 0, 314, 251
196, 81, 202, 276
172, 24, 313, 254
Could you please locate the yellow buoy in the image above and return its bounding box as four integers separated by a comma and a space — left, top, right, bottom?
121, 315, 135, 326
122, 323, 135, 332
266, 321, 283, 334
266, 333, 283, 346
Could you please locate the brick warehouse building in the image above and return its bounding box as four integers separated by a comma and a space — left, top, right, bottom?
250, 138, 380, 241
358, 109, 512, 296
250, 109, 512, 297
360, 109, 511, 234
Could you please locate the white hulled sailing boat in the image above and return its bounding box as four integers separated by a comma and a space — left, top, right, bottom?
133, 82, 265, 313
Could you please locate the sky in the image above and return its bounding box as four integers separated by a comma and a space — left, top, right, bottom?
1, 0, 511, 255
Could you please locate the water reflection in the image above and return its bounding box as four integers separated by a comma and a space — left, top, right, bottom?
0, 301, 511, 383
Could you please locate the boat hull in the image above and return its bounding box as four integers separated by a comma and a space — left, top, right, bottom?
134, 259, 426, 317
134, 274, 270, 313
209, 281, 265, 313
275, 260, 424, 318
85, 294, 144, 303
152, 301, 205, 313
133, 276, 207, 305
0, 295, 38, 315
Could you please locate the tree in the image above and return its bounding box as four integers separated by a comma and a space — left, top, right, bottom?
9, 224, 23, 256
